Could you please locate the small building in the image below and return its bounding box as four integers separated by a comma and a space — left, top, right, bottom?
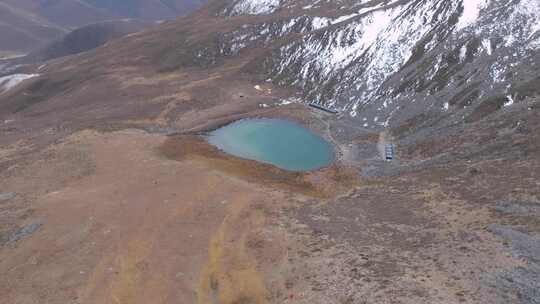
385, 144, 395, 161
308, 102, 339, 114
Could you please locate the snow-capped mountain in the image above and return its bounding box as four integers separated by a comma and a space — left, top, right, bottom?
215, 0, 540, 129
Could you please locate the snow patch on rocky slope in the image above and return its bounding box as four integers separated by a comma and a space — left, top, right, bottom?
215, 0, 539, 128
456, 0, 490, 30
229, 0, 281, 15
0, 74, 38, 93
258, 0, 540, 123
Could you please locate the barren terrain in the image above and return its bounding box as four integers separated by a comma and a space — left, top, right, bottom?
1, 2, 539, 304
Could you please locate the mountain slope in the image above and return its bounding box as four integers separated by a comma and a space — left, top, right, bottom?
81, 0, 207, 19
0, 2, 67, 55
216, 0, 540, 129
0, 0, 537, 147
0, 1, 539, 303
1, 0, 538, 143
15, 20, 154, 66
0, 0, 207, 54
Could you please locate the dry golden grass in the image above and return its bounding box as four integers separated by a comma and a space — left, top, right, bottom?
197, 199, 269, 304
159, 135, 360, 198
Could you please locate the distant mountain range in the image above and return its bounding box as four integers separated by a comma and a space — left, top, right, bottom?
0, 0, 207, 56
4, 19, 153, 70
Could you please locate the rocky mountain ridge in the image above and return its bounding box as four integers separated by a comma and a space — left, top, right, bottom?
212, 0, 539, 130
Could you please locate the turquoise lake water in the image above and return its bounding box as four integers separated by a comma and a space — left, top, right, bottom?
207, 118, 334, 171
